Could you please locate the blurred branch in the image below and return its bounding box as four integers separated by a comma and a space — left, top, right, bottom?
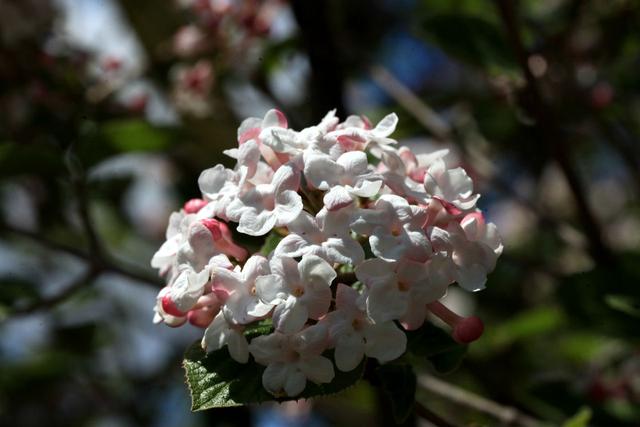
415, 401, 460, 427
495, 0, 613, 266
9, 267, 100, 316
418, 375, 543, 427
370, 65, 452, 140
1, 224, 161, 287
370, 65, 574, 244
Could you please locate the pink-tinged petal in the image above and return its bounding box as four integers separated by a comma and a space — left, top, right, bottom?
255, 274, 288, 304
274, 233, 310, 258
150, 236, 181, 269
456, 263, 487, 292
349, 179, 383, 198
237, 116, 261, 141
294, 323, 329, 355
337, 151, 368, 176
241, 254, 270, 283
262, 109, 288, 129
372, 113, 398, 137
369, 231, 407, 262
284, 367, 307, 397
249, 333, 287, 364
260, 363, 287, 395
212, 268, 243, 293
273, 296, 309, 334
246, 299, 273, 318
323, 186, 354, 211
400, 299, 428, 331
272, 163, 301, 192
298, 254, 337, 288
366, 284, 408, 323
237, 209, 277, 236
299, 356, 335, 384
226, 329, 249, 363
334, 333, 365, 372
198, 165, 232, 198
335, 283, 359, 311
303, 153, 342, 190
322, 237, 365, 265
300, 282, 332, 320
363, 321, 407, 363
355, 258, 396, 288
224, 292, 260, 324
269, 256, 300, 283
201, 312, 231, 352
275, 190, 303, 225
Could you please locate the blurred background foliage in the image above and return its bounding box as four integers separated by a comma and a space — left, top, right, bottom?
1, 0, 639, 426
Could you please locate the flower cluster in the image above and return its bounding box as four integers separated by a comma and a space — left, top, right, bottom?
152, 109, 503, 397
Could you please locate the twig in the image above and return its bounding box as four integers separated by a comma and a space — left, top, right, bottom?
415, 401, 461, 427
495, 0, 613, 266
9, 267, 101, 316
371, 65, 452, 140
1, 224, 161, 287
369, 65, 577, 245
418, 375, 542, 427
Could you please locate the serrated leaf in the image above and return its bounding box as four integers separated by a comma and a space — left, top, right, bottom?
375, 363, 417, 424
405, 322, 467, 374
183, 343, 366, 410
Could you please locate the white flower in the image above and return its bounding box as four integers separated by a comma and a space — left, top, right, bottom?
355, 258, 450, 324
197, 164, 239, 220
424, 159, 479, 211
274, 209, 364, 265
325, 284, 406, 371
351, 194, 431, 262
304, 150, 383, 211
249, 323, 334, 397
261, 109, 339, 158
150, 210, 194, 275
201, 311, 250, 363
226, 162, 303, 236
431, 212, 503, 292
255, 254, 336, 333
212, 254, 273, 325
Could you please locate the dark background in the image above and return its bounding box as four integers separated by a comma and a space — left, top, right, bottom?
1, 0, 639, 426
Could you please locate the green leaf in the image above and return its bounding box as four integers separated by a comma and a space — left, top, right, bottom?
101, 119, 174, 152
183, 342, 366, 410
405, 322, 467, 374
259, 232, 283, 256
419, 14, 516, 72
375, 363, 417, 424
562, 406, 592, 427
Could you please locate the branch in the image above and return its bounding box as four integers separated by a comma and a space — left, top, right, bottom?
418, 375, 543, 427
370, 65, 452, 140
370, 65, 580, 250
9, 267, 101, 316
415, 401, 461, 427
1, 224, 161, 287
495, 0, 613, 266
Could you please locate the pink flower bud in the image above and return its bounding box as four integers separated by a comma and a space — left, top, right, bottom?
200, 218, 223, 241
161, 293, 187, 317
184, 198, 208, 214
